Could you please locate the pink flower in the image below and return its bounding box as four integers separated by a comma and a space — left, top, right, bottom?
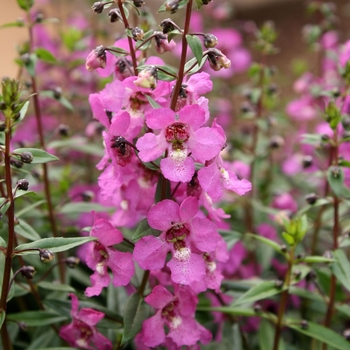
59, 294, 112, 350
136, 105, 223, 182
85, 213, 134, 296
198, 120, 252, 200
138, 285, 211, 347
133, 196, 220, 284
86, 46, 107, 71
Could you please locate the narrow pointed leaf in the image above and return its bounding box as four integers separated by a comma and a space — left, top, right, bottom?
331, 249, 350, 292
7, 310, 67, 326
13, 148, 59, 163
14, 236, 96, 254
186, 34, 203, 64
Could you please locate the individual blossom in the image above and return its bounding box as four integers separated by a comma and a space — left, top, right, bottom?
86, 46, 107, 71
138, 285, 212, 347
198, 120, 252, 200
59, 294, 112, 350
154, 31, 176, 54
133, 196, 221, 284
85, 213, 134, 296
136, 105, 223, 182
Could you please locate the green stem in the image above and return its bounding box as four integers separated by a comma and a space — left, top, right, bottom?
170, 0, 193, 111
0, 110, 15, 350
272, 247, 294, 350
117, 0, 138, 75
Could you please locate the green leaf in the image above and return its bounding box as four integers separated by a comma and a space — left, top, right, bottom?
218, 229, 241, 250
331, 249, 350, 292
0, 311, 5, 329
15, 219, 41, 241
195, 0, 204, 9
14, 236, 96, 255
47, 137, 104, 157
35, 48, 57, 64
296, 255, 334, 264
58, 202, 112, 215
232, 280, 283, 306
300, 133, 322, 146
37, 281, 75, 292
259, 319, 285, 350
156, 66, 177, 82
186, 35, 203, 64
327, 166, 350, 198
16, 199, 46, 218
132, 218, 161, 241
296, 197, 332, 216
122, 293, 149, 344
23, 53, 37, 77
105, 46, 129, 57
17, 0, 33, 11
325, 101, 341, 130
13, 148, 59, 164
184, 56, 207, 75
288, 321, 350, 350
7, 310, 67, 326
0, 237, 15, 302
40, 90, 74, 111
13, 100, 30, 125
145, 94, 161, 109
35, 348, 78, 350
14, 189, 36, 199
0, 21, 25, 28
246, 233, 285, 255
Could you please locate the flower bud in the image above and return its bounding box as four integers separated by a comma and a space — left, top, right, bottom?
160, 19, 175, 34
91, 1, 104, 13
17, 179, 29, 191
132, 27, 145, 41
65, 257, 80, 268
39, 249, 55, 263
85, 46, 106, 71
343, 329, 350, 341
300, 320, 309, 330
207, 48, 231, 71
204, 33, 219, 48
58, 123, 70, 137
302, 155, 313, 168
275, 279, 284, 289
133, 0, 145, 7
253, 304, 262, 313
21, 266, 36, 279
34, 13, 44, 23
20, 151, 33, 164
202, 0, 212, 4
0, 121, 6, 131
306, 270, 317, 282
10, 158, 23, 168
0, 102, 6, 111
53, 87, 62, 99
305, 193, 318, 205
81, 191, 95, 202
269, 135, 284, 149
134, 66, 158, 90
154, 32, 176, 54
166, 0, 180, 13
108, 9, 123, 23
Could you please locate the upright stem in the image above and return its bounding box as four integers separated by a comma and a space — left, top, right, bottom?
170, 0, 193, 111
117, 0, 138, 75
0, 112, 15, 350
27, 19, 65, 283
322, 129, 339, 350
272, 247, 294, 350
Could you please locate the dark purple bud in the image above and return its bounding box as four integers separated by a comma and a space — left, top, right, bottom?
20, 151, 33, 164
39, 249, 55, 263
133, 0, 145, 7
58, 124, 70, 137
91, 1, 105, 13
10, 158, 23, 168
108, 9, 123, 23
302, 155, 313, 168
160, 19, 175, 34
21, 266, 36, 279
53, 87, 62, 99
269, 135, 284, 149
17, 179, 29, 191
81, 191, 95, 202
300, 320, 309, 330
204, 33, 218, 48
132, 27, 145, 41
166, 0, 180, 13
65, 257, 80, 268
305, 193, 318, 205
0, 121, 6, 131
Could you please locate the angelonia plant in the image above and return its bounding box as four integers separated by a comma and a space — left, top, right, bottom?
1, 0, 350, 349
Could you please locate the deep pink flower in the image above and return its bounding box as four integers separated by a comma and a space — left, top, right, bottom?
85, 213, 134, 296
133, 196, 221, 284
136, 105, 223, 182
198, 120, 252, 200
59, 294, 112, 350
138, 285, 211, 347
